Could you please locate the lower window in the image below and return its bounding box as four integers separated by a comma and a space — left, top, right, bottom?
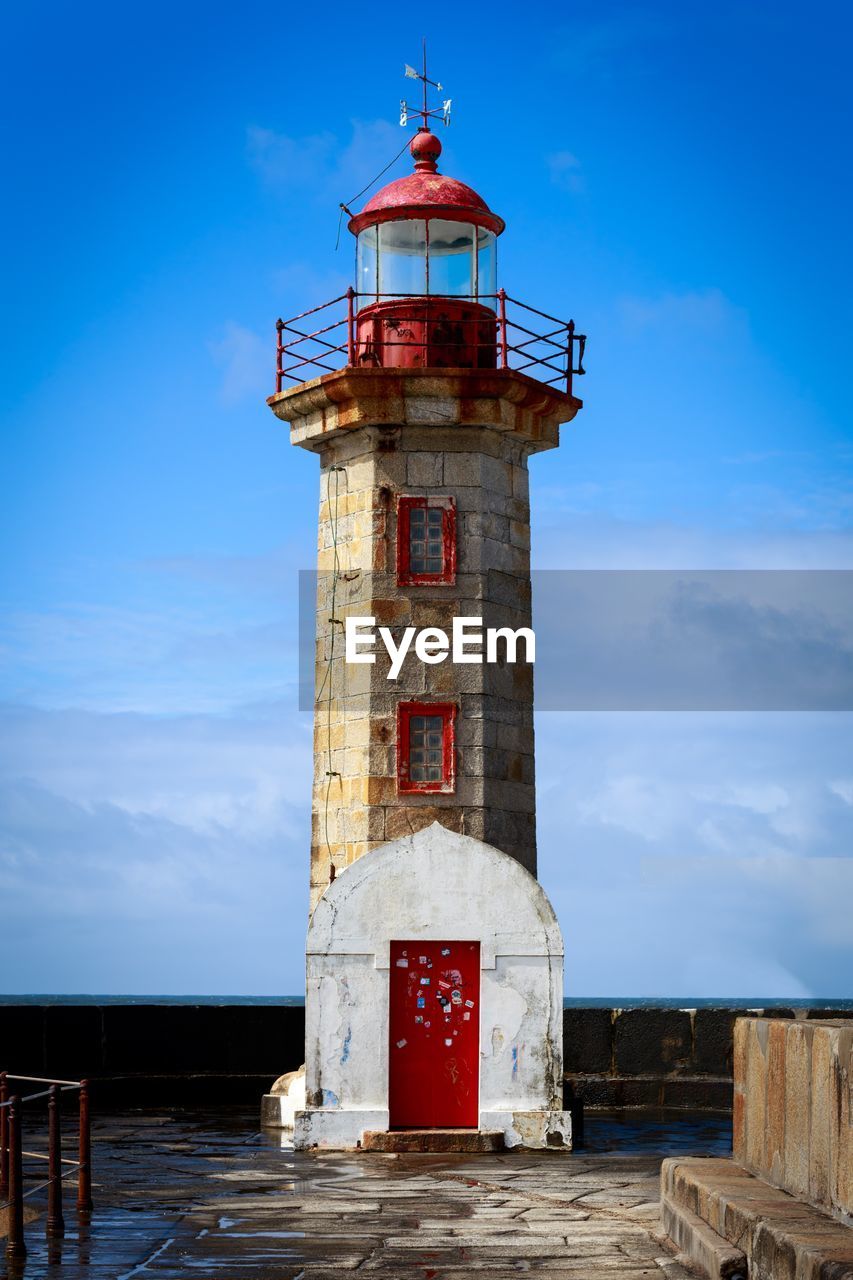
397, 701, 456, 794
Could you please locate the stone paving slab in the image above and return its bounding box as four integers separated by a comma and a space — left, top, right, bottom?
0, 1109, 729, 1278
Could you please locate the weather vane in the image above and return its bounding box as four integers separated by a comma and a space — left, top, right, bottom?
400, 40, 451, 130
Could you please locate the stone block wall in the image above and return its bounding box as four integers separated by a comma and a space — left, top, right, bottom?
271, 368, 580, 915
0, 1003, 305, 1106
733, 1016, 852, 1223
3, 1003, 848, 1113
307, 420, 543, 911
562, 1007, 851, 1112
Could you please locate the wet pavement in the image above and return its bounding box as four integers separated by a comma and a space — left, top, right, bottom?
3, 1109, 731, 1279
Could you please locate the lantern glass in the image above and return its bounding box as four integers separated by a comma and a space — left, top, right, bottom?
427, 220, 475, 297
378, 219, 427, 295
477, 227, 497, 299
356, 225, 378, 300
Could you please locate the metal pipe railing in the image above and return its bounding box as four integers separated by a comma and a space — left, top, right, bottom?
272, 290, 586, 395
0, 1071, 92, 1259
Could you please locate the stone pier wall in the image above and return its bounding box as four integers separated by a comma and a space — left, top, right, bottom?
1, 1003, 848, 1109
564, 1006, 851, 1110
733, 1016, 852, 1223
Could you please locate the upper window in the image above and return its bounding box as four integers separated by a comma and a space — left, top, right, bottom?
397, 701, 456, 793
397, 496, 456, 586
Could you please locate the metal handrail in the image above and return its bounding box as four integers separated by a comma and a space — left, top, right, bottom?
0, 1071, 92, 1261
272, 288, 586, 396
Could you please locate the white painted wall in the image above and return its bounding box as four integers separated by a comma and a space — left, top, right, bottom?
296, 822, 569, 1149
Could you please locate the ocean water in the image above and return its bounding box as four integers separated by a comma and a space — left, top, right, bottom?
1, 994, 851, 1009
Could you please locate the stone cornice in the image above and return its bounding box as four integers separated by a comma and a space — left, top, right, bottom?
267, 367, 581, 453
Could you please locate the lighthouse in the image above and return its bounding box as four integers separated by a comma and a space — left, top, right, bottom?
267, 59, 585, 1150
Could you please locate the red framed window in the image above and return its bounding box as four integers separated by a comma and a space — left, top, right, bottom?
397, 702, 456, 794
397, 496, 456, 586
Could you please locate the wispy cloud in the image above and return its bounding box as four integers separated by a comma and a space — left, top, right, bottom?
0, 702, 312, 992
537, 710, 853, 997
208, 321, 269, 405
546, 150, 585, 194
247, 126, 337, 189
247, 118, 403, 207
617, 287, 742, 332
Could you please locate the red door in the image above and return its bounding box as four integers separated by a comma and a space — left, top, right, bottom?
389, 940, 480, 1128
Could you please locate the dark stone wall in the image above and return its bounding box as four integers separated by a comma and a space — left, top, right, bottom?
562, 1006, 850, 1111
1, 1004, 847, 1109
0, 1004, 305, 1106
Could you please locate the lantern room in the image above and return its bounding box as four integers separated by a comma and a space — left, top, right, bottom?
347, 129, 505, 370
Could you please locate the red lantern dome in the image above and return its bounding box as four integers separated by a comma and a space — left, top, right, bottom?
347, 130, 505, 370
348, 131, 504, 236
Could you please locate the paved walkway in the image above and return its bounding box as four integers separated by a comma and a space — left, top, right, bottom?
2, 1110, 730, 1279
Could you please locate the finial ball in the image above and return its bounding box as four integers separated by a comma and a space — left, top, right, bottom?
410, 129, 442, 172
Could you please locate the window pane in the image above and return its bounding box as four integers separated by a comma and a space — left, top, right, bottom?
409, 714, 446, 779
379, 220, 427, 295
428, 220, 475, 297
476, 228, 496, 299
357, 226, 378, 301
409, 503, 444, 576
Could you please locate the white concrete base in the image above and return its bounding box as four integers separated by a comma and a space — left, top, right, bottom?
293, 1107, 571, 1151
294, 1108, 389, 1149
260, 1063, 306, 1130
484, 1109, 572, 1151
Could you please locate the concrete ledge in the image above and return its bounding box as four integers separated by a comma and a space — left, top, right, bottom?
661, 1157, 853, 1280
567, 1072, 732, 1111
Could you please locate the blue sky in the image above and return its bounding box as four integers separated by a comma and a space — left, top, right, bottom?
2, 0, 851, 995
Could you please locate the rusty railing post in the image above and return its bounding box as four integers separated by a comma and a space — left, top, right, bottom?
6, 1096, 25, 1260
0, 1072, 8, 1202
275, 319, 284, 394
497, 288, 508, 369
76, 1080, 92, 1213
346, 287, 355, 366
47, 1085, 65, 1238
567, 319, 575, 398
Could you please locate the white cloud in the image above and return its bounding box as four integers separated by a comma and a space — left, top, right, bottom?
547, 150, 585, 194
530, 513, 853, 569
616, 287, 742, 332
0, 703, 312, 993
247, 126, 337, 189
829, 779, 853, 805
209, 321, 269, 405
247, 118, 403, 206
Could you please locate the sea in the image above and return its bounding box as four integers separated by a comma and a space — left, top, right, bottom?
2, 995, 851, 1009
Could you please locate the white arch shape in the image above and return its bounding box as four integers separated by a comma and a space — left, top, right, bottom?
308, 821, 564, 965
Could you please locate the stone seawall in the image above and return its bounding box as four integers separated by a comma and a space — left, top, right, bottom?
0, 1003, 305, 1105
564, 1007, 850, 1112
1, 1004, 848, 1108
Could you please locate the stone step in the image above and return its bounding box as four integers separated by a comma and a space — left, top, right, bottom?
661, 1157, 853, 1280
661, 1196, 747, 1279
362, 1128, 506, 1153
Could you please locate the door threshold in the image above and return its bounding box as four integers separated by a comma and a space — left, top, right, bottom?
362, 1128, 505, 1153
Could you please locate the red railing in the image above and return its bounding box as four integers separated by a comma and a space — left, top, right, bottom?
0, 1072, 92, 1261
273, 289, 586, 397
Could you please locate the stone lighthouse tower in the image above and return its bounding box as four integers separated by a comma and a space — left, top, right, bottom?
267, 64, 584, 1150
